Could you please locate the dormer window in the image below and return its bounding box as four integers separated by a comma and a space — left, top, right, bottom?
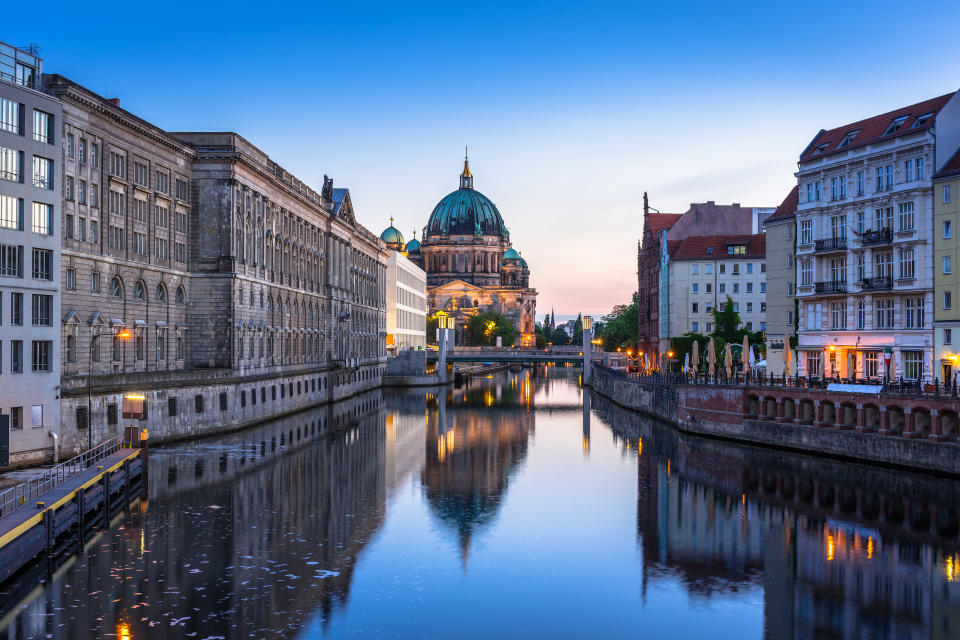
838, 130, 860, 148
813, 143, 829, 154
727, 244, 747, 255
883, 115, 909, 135
912, 112, 934, 128
706, 247, 713, 254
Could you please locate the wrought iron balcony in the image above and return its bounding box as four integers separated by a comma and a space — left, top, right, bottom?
860, 228, 893, 246
860, 276, 893, 291
814, 280, 847, 294
814, 237, 847, 252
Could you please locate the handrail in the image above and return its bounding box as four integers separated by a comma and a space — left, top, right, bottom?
0, 436, 123, 518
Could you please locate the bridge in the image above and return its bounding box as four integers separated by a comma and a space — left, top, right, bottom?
425, 347, 591, 364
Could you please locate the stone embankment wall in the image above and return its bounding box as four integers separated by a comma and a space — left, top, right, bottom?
592, 367, 960, 475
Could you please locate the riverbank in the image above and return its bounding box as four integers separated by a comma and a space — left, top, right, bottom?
591, 365, 960, 476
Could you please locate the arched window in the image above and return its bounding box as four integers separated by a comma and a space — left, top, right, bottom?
110, 277, 123, 298
134, 281, 145, 300
156, 284, 167, 303
91, 335, 101, 362
176, 286, 186, 305
112, 334, 122, 361
66, 335, 76, 363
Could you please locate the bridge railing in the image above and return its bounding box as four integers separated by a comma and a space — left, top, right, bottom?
593, 363, 960, 400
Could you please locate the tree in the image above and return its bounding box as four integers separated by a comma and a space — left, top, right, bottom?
426, 314, 440, 345
465, 312, 517, 346
535, 323, 546, 348
597, 293, 639, 351
572, 312, 583, 345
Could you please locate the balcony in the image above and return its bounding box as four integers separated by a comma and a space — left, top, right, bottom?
860, 276, 893, 291
860, 228, 893, 247
814, 237, 847, 253
814, 280, 847, 295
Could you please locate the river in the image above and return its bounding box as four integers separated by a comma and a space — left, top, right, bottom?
0, 366, 957, 638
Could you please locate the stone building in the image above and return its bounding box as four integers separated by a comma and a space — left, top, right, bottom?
43, 74, 387, 456
795, 91, 960, 382
0, 43, 62, 465
763, 186, 798, 376
637, 194, 681, 369
411, 156, 536, 345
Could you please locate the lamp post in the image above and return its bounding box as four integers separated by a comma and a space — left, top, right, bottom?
88, 326, 132, 456
581, 315, 592, 385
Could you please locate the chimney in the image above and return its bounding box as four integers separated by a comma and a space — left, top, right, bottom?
108, 98, 120, 107
732, 202, 740, 207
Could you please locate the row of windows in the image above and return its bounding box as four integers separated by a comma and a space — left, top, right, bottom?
803, 158, 925, 204
102, 147, 187, 198
798, 249, 917, 285
691, 321, 765, 333
802, 297, 927, 331
0, 195, 53, 234
0, 99, 54, 144
798, 202, 917, 245
0, 292, 53, 326
691, 301, 766, 315
0, 146, 54, 191
67, 273, 187, 303
690, 282, 766, 294
66, 329, 183, 364
0, 340, 52, 373
3, 405, 46, 430
689, 262, 765, 275
0, 245, 52, 279
804, 349, 925, 380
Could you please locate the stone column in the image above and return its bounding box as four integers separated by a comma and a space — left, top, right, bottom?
902, 409, 916, 439
854, 404, 866, 432
929, 409, 945, 442
813, 400, 825, 427
878, 406, 890, 435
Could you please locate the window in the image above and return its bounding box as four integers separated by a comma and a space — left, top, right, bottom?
733, 283, 739, 293
830, 301, 846, 329
157, 330, 166, 361
0, 146, 21, 182
705, 283, 712, 293
719, 283, 726, 293
704, 264, 713, 275
174, 242, 186, 263
898, 202, 915, 231
732, 263, 740, 275
156, 285, 166, 303
800, 219, 812, 245
31, 249, 51, 280
10, 340, 22, 372
865, 352, 878, 378
913, 112, 934, 128
91, 143, 98, 167
905, 159, 915, 182
135, 331, 144, 360
883, 115, 908, 135
692, 303, 699, 313
903, 351, 923, 381
176, 287, 186, 305
110, 277, 123, 298
727, 244, 746, 255
109, 151, 125, 177
746, 263, 754, 274
78, 139, 86, 163
32, 110, 52, 143
746, 302, 753, 313
857, 171, 865, 196
133, 161, 148, 186
787, 311, 793, 326
91, 271, 100, 293
806, 352, 822, 376
875, 206, 893, 231
10, 292, 22, 325
719, 263, 725, 273
946, 329, 953, 345
0, 98, 20, 134
787, 255, 793, 269
905, 297, 924, 329
691, 283, 699, 294
875, 298, 895, 329
177, 331, 184, 360
78, 216, 85, 241
800, 260, 812, 286
175, 211, 186, 233
875, 252, 893, 279
134, 281, 145, 300
133, 231, 146, 256
133, 199, 146, 222
31, 202, 51, 235
876, 166, 885, 191
156, 171, 169, 194
66, 334, 76, 363
32, 157, 52, 189
945, 255, 952, 275
691, 264, 699, 275
90, 185, 97, 208
857, 254, 865, 281
66, 133, 74, 158
108, 225, 125, 250
899, 247, 915, 279
733, 303, 739, 312
65, 214, 73, 239
31, 341, 50, 371
760, 302, 766, 312
856, 299, 865, 329
155, 205, 168, 228
167, 397, 177, 417
155, 237, 168, 259
108, 190, 125, 215
66, 268, 75, 290
78, 181, 86, 205
195, 394, 204, 414
176, 178, 188, 200
946, 185, 953, 204
0, 244, 22, 277
746, 282, 753, 293
945, 291, 953, 310
945, 220, 952, 239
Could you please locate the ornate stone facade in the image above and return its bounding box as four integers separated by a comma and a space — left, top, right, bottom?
408, 158, 536, 345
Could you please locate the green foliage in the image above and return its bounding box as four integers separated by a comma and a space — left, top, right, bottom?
572, 313, 583, 345
426, 314, 440, 345
534, 323, 546, 348
465, 312, 517, 346
597, 293, 639, 351
710, 296, 763, 355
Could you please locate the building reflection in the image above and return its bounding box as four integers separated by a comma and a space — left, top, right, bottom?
0, 391, 387, 639
421, 372, 536, 565
591, 391, 960, 639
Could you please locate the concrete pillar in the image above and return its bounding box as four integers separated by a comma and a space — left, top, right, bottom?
776, 398, 791, 423
582, 326, 592, 386
813, 401, 825, 428
854, 404, 865, 431
878, 406, 890, 435
438, 325, 448, 383
929, 409, 946, 442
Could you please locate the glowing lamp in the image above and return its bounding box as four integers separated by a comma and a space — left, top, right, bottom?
828, 344, 836, 352
582, 315, 592, 331
117, 328, 133, 340
667, 350, 674, 358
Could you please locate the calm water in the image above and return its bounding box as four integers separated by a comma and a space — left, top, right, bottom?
1, 367, 959, 638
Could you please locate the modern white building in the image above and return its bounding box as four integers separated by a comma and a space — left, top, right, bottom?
0, 42, 62, 465
385, 250, 427, 351
795, 91, 960, 382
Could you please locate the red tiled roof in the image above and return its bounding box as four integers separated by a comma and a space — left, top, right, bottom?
670, 234, 765, 261
936, 147, 960, 180
645, 213, 683, 234
799, 92, 955, 162
764, 185, 799, 223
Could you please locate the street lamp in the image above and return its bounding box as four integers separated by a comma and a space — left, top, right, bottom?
88, 326, 132, 456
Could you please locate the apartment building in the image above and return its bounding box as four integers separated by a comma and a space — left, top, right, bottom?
386, 250, 427, 350
763, 186, 798, 376
795, 91, 960, 382
666, 234, 766, 339
934, 149, 960, 383
0, 44, 61, 465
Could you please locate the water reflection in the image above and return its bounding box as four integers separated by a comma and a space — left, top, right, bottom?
591, 391, 960, 639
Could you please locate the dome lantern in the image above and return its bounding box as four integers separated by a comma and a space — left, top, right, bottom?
460, 146, 473, 189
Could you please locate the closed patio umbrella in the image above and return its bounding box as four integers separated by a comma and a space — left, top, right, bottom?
724, 343, 733, 376
692, 341, 700, 372
683, 352, 690, 374
707, 338, 716, 376
742, 335, 750, 375
785, 344, 793, 377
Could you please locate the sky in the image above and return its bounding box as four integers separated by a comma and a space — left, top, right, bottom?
10, 1, 960, 322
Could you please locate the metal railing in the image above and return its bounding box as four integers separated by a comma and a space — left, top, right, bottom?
860, 276, 893, 291
860, 228, 893, 246
814, 280, 847, 294
0, 435, 123, 518
814, 237, 847, 252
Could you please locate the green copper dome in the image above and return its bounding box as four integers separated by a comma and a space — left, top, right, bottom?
405, 237, 421, 253
425, 159, 508, 238
502, 248, 521, 262
380, 218, 405, 249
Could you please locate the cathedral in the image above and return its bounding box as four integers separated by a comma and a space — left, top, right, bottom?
381, 155, 537, 346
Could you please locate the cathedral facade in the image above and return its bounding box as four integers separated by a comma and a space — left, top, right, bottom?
404, 157, 537, 346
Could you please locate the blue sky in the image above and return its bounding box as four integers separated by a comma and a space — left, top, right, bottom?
12, 1, 960, 320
